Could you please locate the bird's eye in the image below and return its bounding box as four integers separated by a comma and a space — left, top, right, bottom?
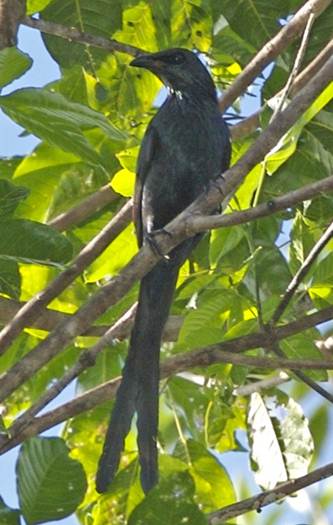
172, 53, 185, 64
161, 52, 185, 65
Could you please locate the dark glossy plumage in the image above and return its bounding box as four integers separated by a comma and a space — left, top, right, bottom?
96, 48, 231, 494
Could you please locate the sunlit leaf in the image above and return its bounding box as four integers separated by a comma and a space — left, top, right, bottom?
248, 392, 313, 490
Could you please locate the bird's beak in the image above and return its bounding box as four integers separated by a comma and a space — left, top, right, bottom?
130, 54, 164, 71
130, 54, 152, 68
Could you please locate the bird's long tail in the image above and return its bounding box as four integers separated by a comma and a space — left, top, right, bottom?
96, 242, 192, 494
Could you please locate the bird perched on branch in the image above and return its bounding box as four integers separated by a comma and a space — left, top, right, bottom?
96, 48, 231, 494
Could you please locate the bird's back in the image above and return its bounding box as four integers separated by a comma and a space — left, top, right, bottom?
140, 93, 230, 232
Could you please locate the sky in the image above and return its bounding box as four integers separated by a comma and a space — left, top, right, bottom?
0, 22, 332, 525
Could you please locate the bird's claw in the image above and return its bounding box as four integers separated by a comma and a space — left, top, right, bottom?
145, 228, 172, 261
209, 174, 226, 197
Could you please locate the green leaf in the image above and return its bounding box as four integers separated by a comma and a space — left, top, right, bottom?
222, 0, 291, 50
265, 84, 333, 175
0, 48, 32, 89
84, 223, 137, 282
41, 0, 122, 69
0, 497, 20, 525
17, 437, 87, 525
128, 471, 207, 525
187, 440, 236, 511
247, 392, 313, 490
0, 179, 29, 217
0, 259, 21, 299
111, 168, 135, 197
0, 219, 73, 264
0, 88, 126, 165
209, 225, 245, 267
281, 333, 327, 382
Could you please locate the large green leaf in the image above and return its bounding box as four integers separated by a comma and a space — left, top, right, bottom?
42, 0, 122, 69
187, 440, 236, 511
128, 471, 207, 525
0, 219, 73, 264
16, 437, 87, 525
222, 0, 292, 50
0, 48, 32, 89
0, 88, 126, 165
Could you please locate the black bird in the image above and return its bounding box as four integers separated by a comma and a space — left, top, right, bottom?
96, 48, 231, 494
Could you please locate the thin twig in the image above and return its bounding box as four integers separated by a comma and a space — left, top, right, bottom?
271, 11, 316, 120
218, 0, 331, 112
21, 0, 331, 115
0, 297, 107, 336
0, 54, 331, 402
186, 174, 333, 233
0, 199, 132, 355
208, 461, 333, 523
6, 304, 137, 440
234, 372, 289, 396
22, 16, 144, 57
272, 220, 333, 325
230, 38, 333, 141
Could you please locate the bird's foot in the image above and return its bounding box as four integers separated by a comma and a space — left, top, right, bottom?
145, 228, 172, 261
208, 174, 226, 198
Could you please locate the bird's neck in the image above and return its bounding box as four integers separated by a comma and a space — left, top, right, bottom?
167, 86, 218, 106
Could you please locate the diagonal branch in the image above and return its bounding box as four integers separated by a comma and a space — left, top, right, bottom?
218, 0, 331, 112
272, 220, 333, 325
48, 184, 119, 232
4, 174, 332, 432
208, 461, 333, 523
0, 199, 132, 355
22, 16, 144, 57
1, 304, 333, 453
186, 174, 333, 234
0, 54, 331, 403
21, 0, 331, 116
0, 297, 108, 336
230, 38, 333, 140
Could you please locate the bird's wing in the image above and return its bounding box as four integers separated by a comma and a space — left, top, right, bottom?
133, 124, 159, 247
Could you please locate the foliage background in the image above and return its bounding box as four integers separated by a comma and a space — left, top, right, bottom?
0, 0, 332, 524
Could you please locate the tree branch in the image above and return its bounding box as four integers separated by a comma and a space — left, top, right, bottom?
1, 305, 333, 453
234, 372, 289, 396
272, 220, 333, 325
218, 0, 331, 112
208, 461, 333, 523
186, 174, 333, 234
230, 38, 333, 141
22, 16, 144, 57
1, 170, 330, 351
271, 10, 316, 120
47, 184, 119, 232
0, 0, 25, 49
0, 199, 132, 355
21, 0, 331, 117
0, 297, 107, 336
0, 54, 331, 402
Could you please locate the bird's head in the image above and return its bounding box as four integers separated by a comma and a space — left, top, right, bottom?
130, 48, 217, 101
